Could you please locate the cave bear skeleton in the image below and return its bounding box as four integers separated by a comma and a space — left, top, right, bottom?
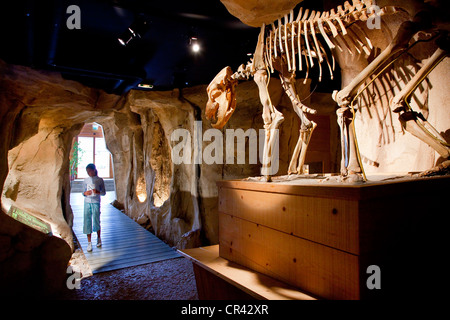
205, 0, 450, 181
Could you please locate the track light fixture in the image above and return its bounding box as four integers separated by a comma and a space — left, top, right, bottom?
190, 37, 201, 53
118, 14, 150, 46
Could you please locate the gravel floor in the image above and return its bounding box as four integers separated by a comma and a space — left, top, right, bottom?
58, 256, 199, 300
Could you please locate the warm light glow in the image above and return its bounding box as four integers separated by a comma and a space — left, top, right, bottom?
137, 192, 147, 203
136, 176, 147, 203
153, 198, 164, 207
190, 37, 200, 53
192, 43, 200, 53
138, 83, 154, 89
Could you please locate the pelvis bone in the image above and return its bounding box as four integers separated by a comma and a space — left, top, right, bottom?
205, 66, 238, 129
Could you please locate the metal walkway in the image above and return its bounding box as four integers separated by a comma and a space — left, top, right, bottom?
70, 191, 180, 274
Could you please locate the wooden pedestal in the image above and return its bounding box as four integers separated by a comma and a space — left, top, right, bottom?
217, 175, 449, 300
179, 245, 315, 300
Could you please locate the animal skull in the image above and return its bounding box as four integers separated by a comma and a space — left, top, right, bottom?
205, 66, 238, 129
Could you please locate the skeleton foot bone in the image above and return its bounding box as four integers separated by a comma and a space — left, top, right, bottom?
288, 122, 317, 174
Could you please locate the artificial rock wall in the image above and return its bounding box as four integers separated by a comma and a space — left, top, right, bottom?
1, 59, 324, 254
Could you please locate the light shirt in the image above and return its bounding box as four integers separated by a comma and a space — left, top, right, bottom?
83, 175, 106, 203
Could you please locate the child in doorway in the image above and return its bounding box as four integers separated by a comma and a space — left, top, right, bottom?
83, 163, 106, 252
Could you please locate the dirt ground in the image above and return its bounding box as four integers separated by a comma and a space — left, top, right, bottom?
58, 256, 199, 300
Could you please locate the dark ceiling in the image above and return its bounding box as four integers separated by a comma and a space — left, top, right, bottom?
0, 0, 261, 94
1, 0, 340, 95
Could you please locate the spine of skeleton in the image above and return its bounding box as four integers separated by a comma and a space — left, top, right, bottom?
265, 0, 398, 82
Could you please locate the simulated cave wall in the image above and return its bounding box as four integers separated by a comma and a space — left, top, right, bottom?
1, 58, 334, 253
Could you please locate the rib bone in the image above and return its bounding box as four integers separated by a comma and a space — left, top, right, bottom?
272, 24, 278, 58
268, 25, 274, 72
349, 28, 371, 55
301, 9, 310, 21
278, 18, 283, 53
297, 20, 303, 71
317, 39, 334, 80
309, 20, 323, 63
291, 21, 296, 72
309, 20, 324, 81
284, 14, 292, 71
296, 7, 303, 22
335, 6, 348, 35
318, 18, 336, 50
353, 23, 373, 50
326, 9, 339, 37
303, 21, 314, 68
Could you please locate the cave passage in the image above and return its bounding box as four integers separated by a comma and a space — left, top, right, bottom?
69, 123, 180, 274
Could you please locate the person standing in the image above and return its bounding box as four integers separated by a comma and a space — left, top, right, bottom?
82, 163, 106, 252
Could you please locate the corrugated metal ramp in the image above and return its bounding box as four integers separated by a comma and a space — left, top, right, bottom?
70, 192, 180, 274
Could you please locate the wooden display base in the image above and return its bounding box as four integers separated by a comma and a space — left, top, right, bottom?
217, 174, 449, 300
179, 245, 315, 300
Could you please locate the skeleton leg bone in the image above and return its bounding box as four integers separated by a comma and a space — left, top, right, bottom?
336, 107, 364, 180
254, 69, 285, 181
289, 119, 317, 174
277, 61, 317, 174
330, 20, 430, 181
398, 111, 450, 158
392, 47, 450, 160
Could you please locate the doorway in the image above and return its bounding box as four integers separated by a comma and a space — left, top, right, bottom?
74, 122, 113, 179
69, 122, 115, 200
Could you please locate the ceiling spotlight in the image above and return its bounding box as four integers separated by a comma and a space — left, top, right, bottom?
190, 37, 201, 53
118, 14, 150, 46
192, 43, 200, 53
118, 28, 138, 46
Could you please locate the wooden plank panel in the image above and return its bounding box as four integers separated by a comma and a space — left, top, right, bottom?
216, 175, 450, 201
217, 179, 363, 200
180, 245, 316, 300
219, 187, 359, 254
219, 212, 360, 300
192, 264, 256, 300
